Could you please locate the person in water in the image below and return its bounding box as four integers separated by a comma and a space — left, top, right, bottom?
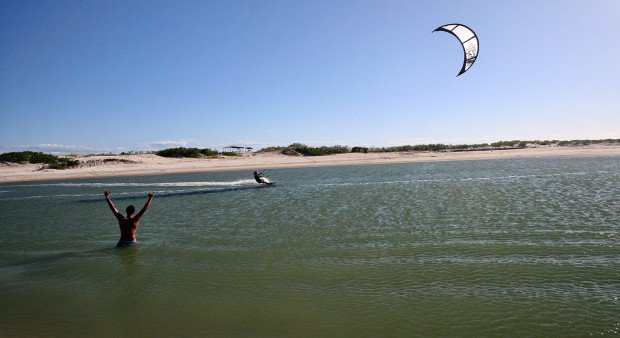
104, 190, 154, 248
253, 171, 272, 185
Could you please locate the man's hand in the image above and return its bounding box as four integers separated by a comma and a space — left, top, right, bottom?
104, 190, 111, 198
148, 192, 154, 198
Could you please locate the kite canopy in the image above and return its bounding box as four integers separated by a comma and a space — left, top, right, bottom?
433, 24, 479, 76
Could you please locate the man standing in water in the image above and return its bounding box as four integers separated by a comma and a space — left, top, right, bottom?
104, 190, 154, 248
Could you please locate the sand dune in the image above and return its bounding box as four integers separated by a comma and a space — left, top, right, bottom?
1, 145, 619, 183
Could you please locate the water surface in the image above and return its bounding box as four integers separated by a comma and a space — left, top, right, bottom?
1, 156, 619, 336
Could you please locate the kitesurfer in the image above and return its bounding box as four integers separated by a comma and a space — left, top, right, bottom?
104, 190, 154, 248
253, 171, 272, 185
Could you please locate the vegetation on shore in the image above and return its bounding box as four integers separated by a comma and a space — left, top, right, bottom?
370, 141, 521, 153
258, 139, 620, 156
0, 151, 79, 169
1, 139, 617, 166
155, 147, 239, 158
258, 143, 350, 156
370, 139, 620, 153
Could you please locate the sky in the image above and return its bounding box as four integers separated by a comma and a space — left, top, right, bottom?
1, 0, 619, 153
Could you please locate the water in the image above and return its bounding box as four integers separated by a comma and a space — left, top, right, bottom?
1, 156, 619, 336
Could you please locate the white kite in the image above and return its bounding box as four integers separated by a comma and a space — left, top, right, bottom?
433, 23, 479, 76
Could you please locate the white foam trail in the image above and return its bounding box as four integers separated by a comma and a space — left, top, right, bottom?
0, 185, 259, 201
11, 179, 258, 188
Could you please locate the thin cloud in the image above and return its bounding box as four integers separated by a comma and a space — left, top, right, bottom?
280, 139, 352, 147
218, 141, 279, 150
0, 144, 115, 154
138, 139, 200, 150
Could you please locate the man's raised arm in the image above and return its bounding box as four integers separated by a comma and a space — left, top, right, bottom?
135, 192, 154, 221
104, 190, 122, 220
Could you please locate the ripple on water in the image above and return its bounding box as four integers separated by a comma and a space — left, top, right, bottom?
0, 157, 619, 336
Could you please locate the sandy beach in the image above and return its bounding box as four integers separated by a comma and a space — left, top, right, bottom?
1, 145, 619, 184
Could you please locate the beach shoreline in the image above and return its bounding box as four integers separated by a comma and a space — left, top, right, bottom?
1, 145, 619, 184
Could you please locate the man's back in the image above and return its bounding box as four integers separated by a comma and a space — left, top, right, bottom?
104, 190, 154, 247
117, 215, 140, 241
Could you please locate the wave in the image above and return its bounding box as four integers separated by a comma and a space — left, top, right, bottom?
0, 181, 268, 202
9, 179, 258, 188
77, 186, 265, 202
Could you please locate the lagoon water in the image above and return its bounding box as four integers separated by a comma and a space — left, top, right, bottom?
1, 157, 619, 336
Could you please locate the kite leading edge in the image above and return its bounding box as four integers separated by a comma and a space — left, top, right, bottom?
433, 24, 479, 76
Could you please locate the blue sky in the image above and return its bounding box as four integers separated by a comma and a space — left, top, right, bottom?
1, 0, 619, 153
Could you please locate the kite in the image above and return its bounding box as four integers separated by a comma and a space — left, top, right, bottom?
433, 24, 479, 76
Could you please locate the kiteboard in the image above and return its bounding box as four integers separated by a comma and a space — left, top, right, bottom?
259, 178, 274, 186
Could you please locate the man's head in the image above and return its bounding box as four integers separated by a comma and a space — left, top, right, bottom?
126, 205, 136, 216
